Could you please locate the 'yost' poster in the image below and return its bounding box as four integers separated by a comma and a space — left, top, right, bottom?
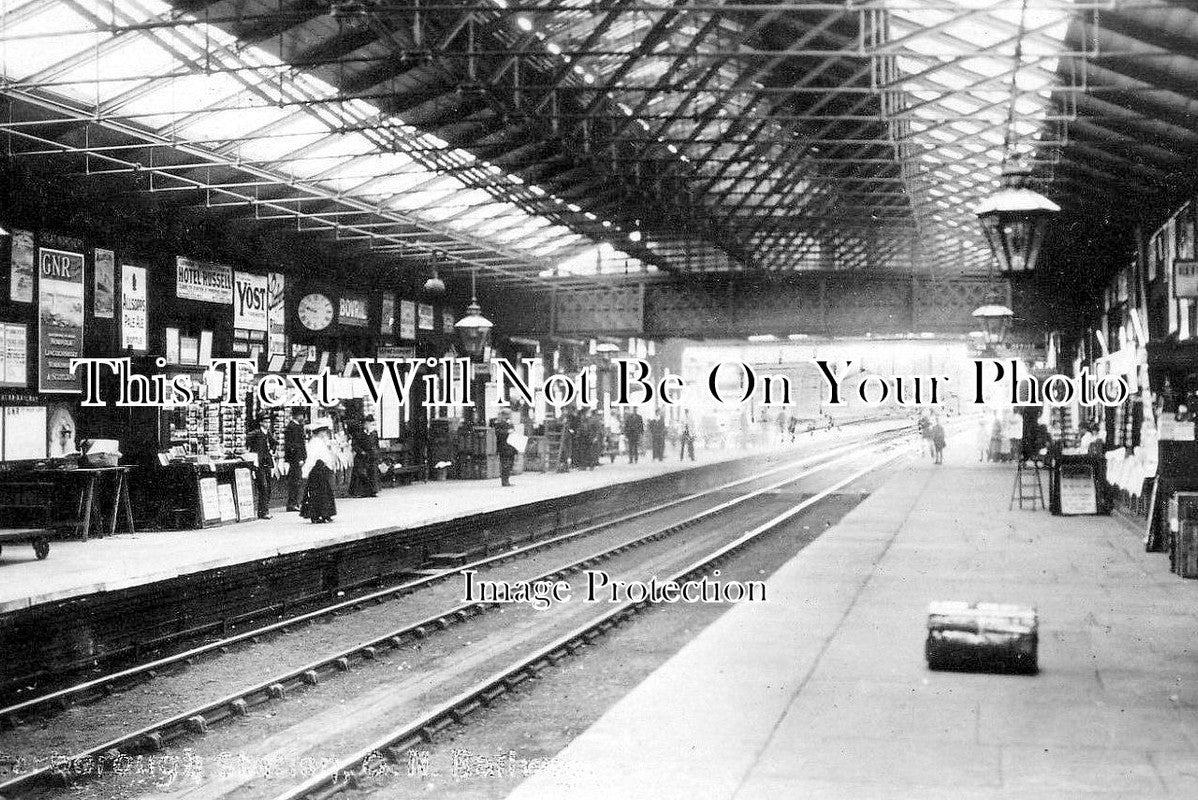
38, 247, 85, 393
121, 264, 148, 351
234, 271, 269, 331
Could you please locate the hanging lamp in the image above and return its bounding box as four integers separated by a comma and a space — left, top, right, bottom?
422, 249, 446, 296
974, 0, 1059, 275
454, 269, 492, 357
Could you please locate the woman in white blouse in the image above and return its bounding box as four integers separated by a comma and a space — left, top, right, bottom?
300, 422, 337, 523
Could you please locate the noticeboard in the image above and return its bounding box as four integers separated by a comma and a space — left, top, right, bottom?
217, 484, 238, 523
1058, 463, 1099, 515
198, 476, 222, 526
233, 468, 256, 521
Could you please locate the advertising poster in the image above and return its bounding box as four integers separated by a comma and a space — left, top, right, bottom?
234, 271, 269, 331
176, 256, 233, 304
94, 248, 115, 319
3, 405, 46, 461
381, 292, 395, 335
48, 402, 77, 458
268, 272, 286, 358
9, 229, 34, 303
37, 247, 85, 393
418, 302, 434, 331
0, 323, 27, 387
120, 264, 148, 351
442, 309, 454, 335
400, 299, 416, 340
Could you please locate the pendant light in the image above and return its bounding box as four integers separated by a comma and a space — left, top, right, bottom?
454, 268, 492, 357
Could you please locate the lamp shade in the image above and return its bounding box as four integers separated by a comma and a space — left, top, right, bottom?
423, 250, 447, 296
454, 299, 492, 357
974, 186, 1060, 274
971, 303, 1015, 347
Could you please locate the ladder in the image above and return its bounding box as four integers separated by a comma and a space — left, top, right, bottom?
1009, 459, 1046, 510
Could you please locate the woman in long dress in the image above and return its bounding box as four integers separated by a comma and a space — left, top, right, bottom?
300, 422, 337, 523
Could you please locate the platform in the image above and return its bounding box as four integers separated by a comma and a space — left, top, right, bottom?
509, 435, 1198, 799
0, 423, 895, 616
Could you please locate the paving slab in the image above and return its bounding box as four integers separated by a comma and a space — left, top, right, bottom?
508, 431, 1198, 800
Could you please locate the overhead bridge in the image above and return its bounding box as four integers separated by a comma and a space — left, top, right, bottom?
537, 273, 1005, 339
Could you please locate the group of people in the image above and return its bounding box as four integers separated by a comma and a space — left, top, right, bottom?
554, 408, 695, 471
245, 408, 385, 525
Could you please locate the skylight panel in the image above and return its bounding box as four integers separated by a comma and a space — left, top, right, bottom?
388, 188, 458, 210
1, 6, 96, 78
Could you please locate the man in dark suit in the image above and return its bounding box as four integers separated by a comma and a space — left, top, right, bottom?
284, 408, 307, 511
246, 413, 276, 519
623, 409, 644, 464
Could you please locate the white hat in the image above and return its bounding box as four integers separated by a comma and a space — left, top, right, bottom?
306, 421, 331, 433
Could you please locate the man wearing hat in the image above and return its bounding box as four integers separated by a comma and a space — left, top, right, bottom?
283, 408, 307, 511
246, 412, 277, 520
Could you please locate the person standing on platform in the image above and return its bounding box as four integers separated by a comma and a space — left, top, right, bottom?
918, 412, 933, 460
680, 411, 696, 462
578, 408, 599, 469
931, 416, 946, 465
348, 416, 380, 497
648, 411, 666, 461
494, 409, 517, 487
246, 412, 276, 520
1007, 410, 1025, 461
557, 409, 574, 472
284, 408, 307, 511
976, 415, 991, 462
623, 409, 644, 464
300, 421, 337, 524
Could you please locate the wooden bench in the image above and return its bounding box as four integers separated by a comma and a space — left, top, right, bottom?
390, 464, 426, 484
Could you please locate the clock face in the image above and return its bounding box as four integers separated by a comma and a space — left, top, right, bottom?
298, 293, 335, 331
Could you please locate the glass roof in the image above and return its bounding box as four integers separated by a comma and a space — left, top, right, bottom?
887, 0, 1070, 256
0, 0, 626, 275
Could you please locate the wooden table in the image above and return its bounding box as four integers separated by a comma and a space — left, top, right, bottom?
67, 466, 136, 540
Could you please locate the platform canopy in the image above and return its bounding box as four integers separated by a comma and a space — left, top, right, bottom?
0, 0, 1194, 290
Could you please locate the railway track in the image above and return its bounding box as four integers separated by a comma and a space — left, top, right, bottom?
0, 422, 904, 729
275, 446, 910, 800
0, 427, 913, 799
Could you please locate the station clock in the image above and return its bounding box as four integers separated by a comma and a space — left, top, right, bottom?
297, 292, 335, 331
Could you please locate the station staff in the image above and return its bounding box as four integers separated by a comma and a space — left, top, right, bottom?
284, 408, 307, 511
246, 412, 276, 520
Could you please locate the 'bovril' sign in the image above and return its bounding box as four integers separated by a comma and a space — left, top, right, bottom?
234, 272, 269, 331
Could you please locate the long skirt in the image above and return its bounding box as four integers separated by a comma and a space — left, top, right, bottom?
300, 461, 337, 520
348, 453, 380, 497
